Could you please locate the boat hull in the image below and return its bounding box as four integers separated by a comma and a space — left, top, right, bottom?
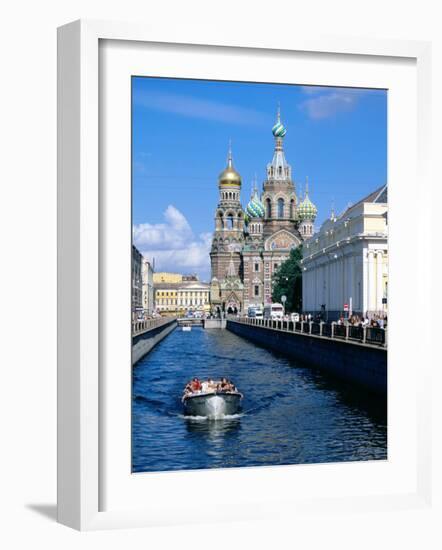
183, 392, 242, 417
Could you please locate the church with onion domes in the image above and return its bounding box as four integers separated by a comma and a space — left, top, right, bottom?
209, 108, 318, 315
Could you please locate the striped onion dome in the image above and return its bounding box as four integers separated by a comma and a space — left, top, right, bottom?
272, 105, 287, 138
272, 121, 287, 138
246, 183, 265, 218
247, 195, 265, 218
297, 193, 318, 221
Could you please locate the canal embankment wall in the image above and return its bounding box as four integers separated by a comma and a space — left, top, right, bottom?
132, 318, 177, 365
226, 320, 387, 394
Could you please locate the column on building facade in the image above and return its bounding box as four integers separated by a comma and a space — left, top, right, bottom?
376, 250, 383, 313
362, 247, 369, 316
340, 252, 345, 312
347, 250, 355, 315
332, 256, 338, 311
326, 259, 331, 315
367, 250, 375, 313
313, 260, 318, 312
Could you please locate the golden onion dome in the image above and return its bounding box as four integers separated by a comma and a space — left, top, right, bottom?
219, 145, 241, 187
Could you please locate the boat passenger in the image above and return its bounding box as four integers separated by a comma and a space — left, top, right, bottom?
218, 377, 230, 392
190, 377, 202, 392
201, 378, 217, 393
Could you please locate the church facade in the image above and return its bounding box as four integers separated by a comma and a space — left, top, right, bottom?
209, 109, 317, 315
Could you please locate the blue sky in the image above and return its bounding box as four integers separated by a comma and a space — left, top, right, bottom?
132, 77, 387, 281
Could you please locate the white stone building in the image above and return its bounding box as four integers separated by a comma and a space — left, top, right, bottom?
301, 185, 388, 320
141, 258, 154, 316
132, 245, 143, 319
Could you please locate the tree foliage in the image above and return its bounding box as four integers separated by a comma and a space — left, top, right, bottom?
272, 245, 303, 313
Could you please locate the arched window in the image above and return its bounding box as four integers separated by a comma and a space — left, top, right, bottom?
290, 199, 295, 219
227, 215, 234, 229
278, 198, 284, 218
266, 198, 272, 219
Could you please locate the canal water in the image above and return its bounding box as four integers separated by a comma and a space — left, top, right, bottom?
132, 326, 387, 473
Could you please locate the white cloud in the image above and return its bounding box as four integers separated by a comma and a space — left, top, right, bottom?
132, 89, 268, 126
133, 206, 212, 280
299, 87, 366, 120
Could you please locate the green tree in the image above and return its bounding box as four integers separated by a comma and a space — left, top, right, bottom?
272, 245, 303, 313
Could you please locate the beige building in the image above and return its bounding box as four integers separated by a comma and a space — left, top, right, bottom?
301, 185, 388, 320
155, 279, 210, 316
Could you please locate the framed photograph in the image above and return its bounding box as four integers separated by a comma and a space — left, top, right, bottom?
57, 20, 432, 530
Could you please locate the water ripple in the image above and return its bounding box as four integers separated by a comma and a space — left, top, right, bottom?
132, 327, 387, 472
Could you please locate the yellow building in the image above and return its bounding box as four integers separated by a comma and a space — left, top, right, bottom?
153, 272, 183, 284
155, 280, 210, 316
155, 285, 179, 316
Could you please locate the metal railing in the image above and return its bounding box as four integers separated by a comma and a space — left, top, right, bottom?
229, 317, 387, 347
333, 324, 347, 339
132, 316, 176, 337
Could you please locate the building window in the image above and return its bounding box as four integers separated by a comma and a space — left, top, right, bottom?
274, 263, 279, 270
277, 198, 284, 218
254, 263, 259, 272
290, 199, 295, 219
266, 198, 272, 219
227, 215, 234, 229
254, 285, 259, 297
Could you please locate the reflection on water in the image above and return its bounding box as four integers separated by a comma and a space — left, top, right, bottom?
184, 415, 242, 438
132, 327, 387, 473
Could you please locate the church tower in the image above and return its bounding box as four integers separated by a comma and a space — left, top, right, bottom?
262, 107, 298, 238
209, 145, 245, 314
208, 107, 315, 314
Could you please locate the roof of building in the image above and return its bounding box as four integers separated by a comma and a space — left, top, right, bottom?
338, 184, 388, 218
154, 281, 210, 290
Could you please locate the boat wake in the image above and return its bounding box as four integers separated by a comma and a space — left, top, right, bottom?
179, 413, 244, 421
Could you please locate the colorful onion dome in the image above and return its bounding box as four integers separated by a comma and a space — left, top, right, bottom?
246, 178, 265, 218
272, 121, 287, 138
272, 105, 287, 138
247, 194, 265, 218
219, 144, 241, 187
298, 193, 318, 221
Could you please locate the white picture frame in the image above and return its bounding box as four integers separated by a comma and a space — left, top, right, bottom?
57, 19, 433, 531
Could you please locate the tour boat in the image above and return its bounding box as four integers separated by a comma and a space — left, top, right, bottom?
182, 325, 192, 332
182, 382, 243, 417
